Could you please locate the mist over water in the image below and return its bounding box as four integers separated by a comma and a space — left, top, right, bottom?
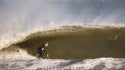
0, 0, 125, 50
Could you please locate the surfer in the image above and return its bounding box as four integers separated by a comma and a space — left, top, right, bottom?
37, 41, 49, 58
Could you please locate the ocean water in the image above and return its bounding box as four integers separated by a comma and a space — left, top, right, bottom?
0, 26, 125, 70
0, 0, 125, 70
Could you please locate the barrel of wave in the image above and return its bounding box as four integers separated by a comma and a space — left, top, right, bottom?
0, 45, 36, 60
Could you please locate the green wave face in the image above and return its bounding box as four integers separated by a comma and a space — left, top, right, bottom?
5, 26, 125, 59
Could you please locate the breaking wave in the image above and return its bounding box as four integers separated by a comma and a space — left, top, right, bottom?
0, 25, 125, 60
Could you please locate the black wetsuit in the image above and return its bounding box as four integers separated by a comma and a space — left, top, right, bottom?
37, 44, 46, 58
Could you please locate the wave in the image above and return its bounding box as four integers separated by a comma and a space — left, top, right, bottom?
0, 25, 125, 60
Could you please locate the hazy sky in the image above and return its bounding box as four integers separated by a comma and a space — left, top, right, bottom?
0, 0, 125, 32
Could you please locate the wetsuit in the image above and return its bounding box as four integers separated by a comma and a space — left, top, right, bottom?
37, 44, 46, 58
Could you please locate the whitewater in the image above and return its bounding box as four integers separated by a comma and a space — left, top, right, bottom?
0, 58, 125, 70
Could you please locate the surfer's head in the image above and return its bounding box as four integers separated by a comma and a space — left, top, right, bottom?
44, 41, 48, 47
